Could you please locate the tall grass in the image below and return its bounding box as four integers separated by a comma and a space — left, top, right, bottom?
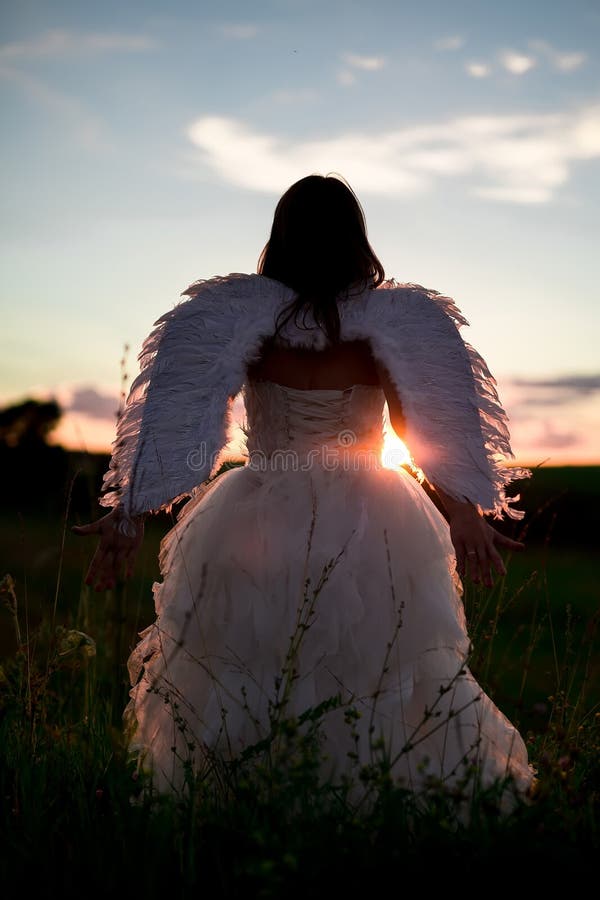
0, 484, 599, 894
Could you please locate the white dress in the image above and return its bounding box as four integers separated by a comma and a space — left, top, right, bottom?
124, 375, 535, 807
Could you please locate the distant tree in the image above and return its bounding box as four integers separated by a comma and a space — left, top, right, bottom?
0, 398, 69, 514
0, 398, 62, 449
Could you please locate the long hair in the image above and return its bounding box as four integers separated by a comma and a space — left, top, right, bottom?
257, 173, 385, 346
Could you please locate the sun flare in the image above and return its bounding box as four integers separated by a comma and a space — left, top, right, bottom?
381, 431, 412, 470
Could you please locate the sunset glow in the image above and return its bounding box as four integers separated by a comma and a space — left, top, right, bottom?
381, 431, 413, 471
43, 392, 599, 470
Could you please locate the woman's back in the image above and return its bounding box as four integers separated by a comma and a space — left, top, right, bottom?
247, 339, 380, 391
247, 338, 406, 437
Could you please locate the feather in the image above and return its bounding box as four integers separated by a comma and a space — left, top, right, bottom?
98, 273, 530, 521
343, 281, 530, 519
98, 274, 293, 516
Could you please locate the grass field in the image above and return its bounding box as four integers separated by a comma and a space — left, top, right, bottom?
0, 463, 598, 890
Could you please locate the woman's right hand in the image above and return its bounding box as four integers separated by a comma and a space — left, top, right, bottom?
448, 506, 525, 587
71, 508, 145, 592
432, 485, 525, 588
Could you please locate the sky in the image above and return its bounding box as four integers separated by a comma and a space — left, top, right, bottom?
1, 0, 599, 467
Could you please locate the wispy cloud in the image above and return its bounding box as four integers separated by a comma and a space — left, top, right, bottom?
0, 64, 113, 153
186, 99, 600, 203
466, 62, 491, 78
534, 421, 581, 449
336, 69, 357, 87
68, 386, 120, 421
269, 88, 319, 105
0, 28, 158, 61
337, 51, 386, 87
433, 35, 466, 51
502, 374, 600, 461
342, 53, 386, 71
511, 374, 600, 402
528, 38, 587, 72
0, 28, 156, 154
215, 23, 260, 40
498, 50, 537, 75
554, 52, 587, 72
465, 40, 586, 80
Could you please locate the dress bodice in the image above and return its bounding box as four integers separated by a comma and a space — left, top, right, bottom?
240, 378, 386, 471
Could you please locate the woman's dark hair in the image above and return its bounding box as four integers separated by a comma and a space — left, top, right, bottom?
257, 173, 385, 346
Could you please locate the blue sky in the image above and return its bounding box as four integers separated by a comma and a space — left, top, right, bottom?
1, 0, 599, 462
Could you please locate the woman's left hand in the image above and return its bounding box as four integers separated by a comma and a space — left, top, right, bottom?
71, 508, 145, 592
448, 506, 525, 587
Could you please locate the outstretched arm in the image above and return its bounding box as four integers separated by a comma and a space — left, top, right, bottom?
432, 485, 525, 587
71, 508, 145, 592
375, 358, 524, 587
361, 283, 531, 522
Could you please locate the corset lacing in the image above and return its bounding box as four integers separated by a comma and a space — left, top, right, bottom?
241, 380, 386, 473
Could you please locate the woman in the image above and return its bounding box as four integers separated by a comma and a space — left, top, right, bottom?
73, 174, 536, 807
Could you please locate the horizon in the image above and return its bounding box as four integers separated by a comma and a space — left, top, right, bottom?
34, 394, 600, 471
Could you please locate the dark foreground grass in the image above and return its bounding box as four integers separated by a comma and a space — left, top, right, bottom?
0, 592, 598, 896
0, 586, 599, 892
0, 469, 599, 893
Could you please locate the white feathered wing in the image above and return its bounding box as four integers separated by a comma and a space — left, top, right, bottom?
98, 274, 530, 522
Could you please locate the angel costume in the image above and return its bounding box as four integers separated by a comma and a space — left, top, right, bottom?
99, 273, 536, 805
